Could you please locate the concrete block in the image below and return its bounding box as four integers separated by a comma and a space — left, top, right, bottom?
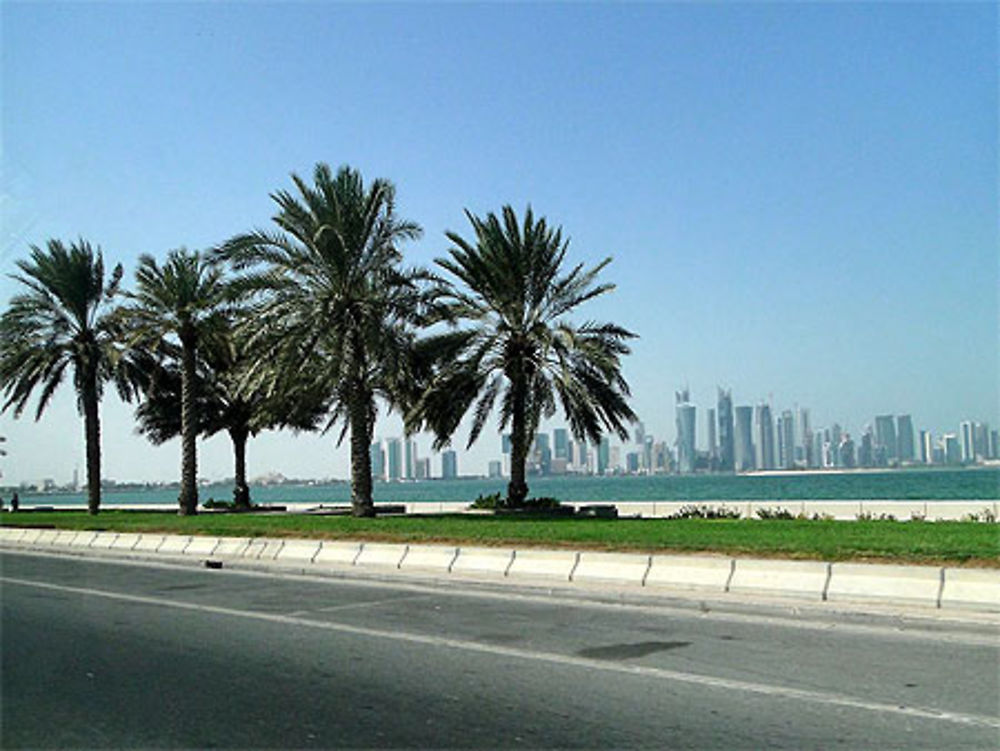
0, 527, 25, 544
826, 563, 941, 607
241, 538, 269, 559
398, 544, 459, 573
69, 531, 98, 548
157, 535, 192, 554
275, 540, 322, 564
450, 547, 516, 577
33, 530, 60, 545
355, 543, 408, 569
645, 555, 734, 591
940, 568, 1000, 612
51, 530, 80, 547
729, 558, 830, 600
109, 533, 142, 551
212, 537, 251, 557
132, 535, 166, 553
16, 528, 44, 545
313, 541, 363, 567
616, 502, 657, 518
571, 552, 651, 586
506, 550, 578, 581
89, 531, 119, 549
241, 538, 284, 560
183, 537, 221, 557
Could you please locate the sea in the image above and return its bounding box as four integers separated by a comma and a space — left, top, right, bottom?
9, 467, 999, 508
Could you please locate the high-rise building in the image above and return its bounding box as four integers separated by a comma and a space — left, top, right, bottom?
370, 440, 386, 481
553, 428, 569, 460
839, 434, 856, 468
441, 450, 458, 479
778, 410, 795, 469
755, 403, 775, 470
944, 434, 962, 465
707, 407, 717, 461
973, 423, 990, 461
797, 407, 811, 465
959, 421, 975, 463
416, 457, 431, 480
634, 421, 645, 447
990, 429, 1000, 461
858, 427, 874, 468
874, 415, 898, 463
717, 388, 735, 472
488, 460, 503, 478
675, 388, 696, 474
896, 415, 915, 462
920, 430, 932, 464
404, 438, 417, 480
734, 405, 754, 471
387, 438, 402, 481
598, 436, 610, 475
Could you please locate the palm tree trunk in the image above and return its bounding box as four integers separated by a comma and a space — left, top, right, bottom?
507, 371, 529, 508
230, 425, 251, 510
178, 333, 198, 515
82, 378, 102, 516
349, 387, 375, 518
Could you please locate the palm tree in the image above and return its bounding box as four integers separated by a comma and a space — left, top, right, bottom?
0, 239, 136, 514
124, 249, 229, 515
410, 206, 638, 507
134, 327, 322, 509
216, 163, 429, 517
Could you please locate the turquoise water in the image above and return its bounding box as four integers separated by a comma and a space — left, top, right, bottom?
11, 467, 999, 507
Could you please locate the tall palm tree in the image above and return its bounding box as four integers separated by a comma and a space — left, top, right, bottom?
410, 206, 638, 507
216, 163, 429, 517
124, 249, 229, 515
134, 327, 322, 509
0, 239, 136, 514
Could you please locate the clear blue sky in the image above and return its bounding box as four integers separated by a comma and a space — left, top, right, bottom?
1, 2, 996, 485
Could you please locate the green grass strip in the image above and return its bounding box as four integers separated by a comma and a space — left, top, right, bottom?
2, 511, 998, 566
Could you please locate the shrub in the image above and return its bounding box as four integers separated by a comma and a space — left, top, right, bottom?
669, 504, 741, 520
470, 492, 503, 510
756, 507, 795, 520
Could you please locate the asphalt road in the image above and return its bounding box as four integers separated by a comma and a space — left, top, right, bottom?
1, 551, 997, 749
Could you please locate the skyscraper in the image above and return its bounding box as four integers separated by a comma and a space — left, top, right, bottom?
778, 410, 795, 469
387, 438, 402, 481
717, 388, 735, 472
405, 438, 417, 480
707, 407, 717, 461
874, 415, 897, 463
896, 415, 914, 462
441, 450, 458, 479
734, 405, 754, 471
920, 430, 933, 465
675, 388, 696, 474
755, 403, 775, 470
370, 440, 386, 481
598, 436, 610, 475
959, 421, 975, 463
553, 428, 569, 460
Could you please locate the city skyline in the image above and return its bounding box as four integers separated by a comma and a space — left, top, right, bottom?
2, 3, 996, 485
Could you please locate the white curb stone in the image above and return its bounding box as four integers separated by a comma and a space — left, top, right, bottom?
212, 537, 251, 557
399, 545, 459, 573
157, 535, 192, 554
940, 568, 1000, 612
728, 558, 830, 600
571, 552, 652, 586
645, 555, 734, 591
109, 533, 143, 551
275, 540, 322, 564
355, 543, 408, 569
183, 537, 221, 557
506, 550, 579, 581
312, 541, 362, 567
133, 535, 166, 553
89, 531, 119, 549
826, 563, 942, 607
69, 531, 98, 548
450, 547, 516, 577
51, 530, 79, 547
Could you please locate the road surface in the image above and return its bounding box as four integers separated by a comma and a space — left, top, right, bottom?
1, 551, 997, 748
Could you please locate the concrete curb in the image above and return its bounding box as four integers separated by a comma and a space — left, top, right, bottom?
2, 530, 998, 614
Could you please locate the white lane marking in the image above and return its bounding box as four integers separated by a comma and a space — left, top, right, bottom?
4, 575, 998, 731
285, 593, 433, 618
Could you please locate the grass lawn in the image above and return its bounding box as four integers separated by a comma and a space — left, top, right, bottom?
2, 510, 998, 566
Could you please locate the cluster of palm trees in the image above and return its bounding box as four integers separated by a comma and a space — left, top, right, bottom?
0, 163, 638, 516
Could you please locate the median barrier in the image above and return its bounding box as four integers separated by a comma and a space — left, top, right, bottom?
939, 568, 1000, 612
157, 535, 192, 555
450, 547, 516, 577
109, 533, 143, 551
571, 552, 651, 586
212, 537, 251, 557
826, 563, 942, 607
644, 555, 734, 591
133, 534, 165, 553
506, 550, 579, 581
398, 544, 460, 573
313, 541, 363, 567
355, 543, 408, 569
183, 536, 221, 557
728, 559, 830, 600
89, 531, 119, 549
275, 540, 322, 564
